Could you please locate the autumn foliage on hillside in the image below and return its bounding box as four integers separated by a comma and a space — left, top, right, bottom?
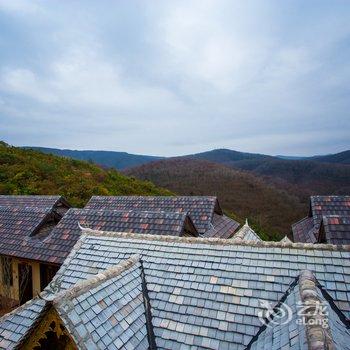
187, 149, 350, 200
0, 142, 171, 207
125, 158, 306, 239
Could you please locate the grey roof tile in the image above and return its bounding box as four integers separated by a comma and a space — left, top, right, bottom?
85, 195, 239, 237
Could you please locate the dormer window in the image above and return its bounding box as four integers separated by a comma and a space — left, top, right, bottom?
30, 213, 61, 240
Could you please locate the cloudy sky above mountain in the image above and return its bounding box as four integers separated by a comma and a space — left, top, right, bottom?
0, 0, 349, 156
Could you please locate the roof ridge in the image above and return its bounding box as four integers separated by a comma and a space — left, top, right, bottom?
70, 207, 189, 217
233, 220, 261, 241
90, 195, 218, 199
311, 195, 350, 199
0, 206, 52, 212
0, 297, 43, 323
280, 235, 293, 243
323, 214, 350, 218
298, 270, 334, 350
80, 228, 350, 251
50, 255, 140, 303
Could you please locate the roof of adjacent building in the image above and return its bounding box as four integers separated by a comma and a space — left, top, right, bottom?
85, 196, 239, 237
292, 216, 316, 243
1, 230, 349, 349
0, 195, 70, 215
232, 219, 261, 242
311, 195, 350, 227
0, 207, 198, 264
202, 213, 240, 239
292, 195, 350, 244
0, 206, 61, 262
319, 215, 350, 245
280, 235, 293, 243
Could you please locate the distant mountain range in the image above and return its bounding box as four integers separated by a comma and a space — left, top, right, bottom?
26, 147, 164, 169
26, 146, 350, 169
277, 150, 350, 163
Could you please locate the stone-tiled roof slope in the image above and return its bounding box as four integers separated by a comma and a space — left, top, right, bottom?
202, 213, 240, 238
293, 196, 350, 244
292, 217, 316, 243
42, 208, 198, 264
52, 255, 149, 350
249, 275, 307, 350
85, 196, 224, 234
44, 230, 350, 349
319, 215, 350, 245
311, 195, 350, 227
0, 257, 150, 350
232, 220, 262, 241
0, 207, 197, 265
249, 270, 350, 350
0, 207, 61, 262
0, 297, 47, 350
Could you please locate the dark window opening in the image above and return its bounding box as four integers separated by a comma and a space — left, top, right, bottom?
1, 256, 13, 286
40, 264, 60, 291
18, 263, 33, 304
30, 214, 61, 240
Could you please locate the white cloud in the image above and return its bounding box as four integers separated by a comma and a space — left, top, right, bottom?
0, 0, 41, 14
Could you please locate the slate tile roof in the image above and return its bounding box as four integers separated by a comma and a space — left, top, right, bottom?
311, 196, 350, 227
231, 219, 262, 241
319, 215, 350, 245
249, 275, 308, 350
0, 195, 70, 215
2, 230, 348, 349
249, 270, 350, 350
85, 195, 240, 237
0, 297, 48, 349
44, 208, 198, 264
292, 217, 316, 243
0, 207, 197, 265
0, 257, 149, 350
203, 213, 240, 238
0, 206, 61, 262
52, 255, 149, 350
292, 196, 350, 244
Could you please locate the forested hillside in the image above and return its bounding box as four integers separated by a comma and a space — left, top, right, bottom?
125, 158, 305, 239
0, 142, 171, 207
310, 150, 350, 164
186, 149, 350, 199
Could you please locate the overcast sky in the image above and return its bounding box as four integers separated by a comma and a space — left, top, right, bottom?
0, 0, 349, 156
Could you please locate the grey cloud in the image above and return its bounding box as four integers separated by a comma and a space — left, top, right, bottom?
0, 0, 349, 156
